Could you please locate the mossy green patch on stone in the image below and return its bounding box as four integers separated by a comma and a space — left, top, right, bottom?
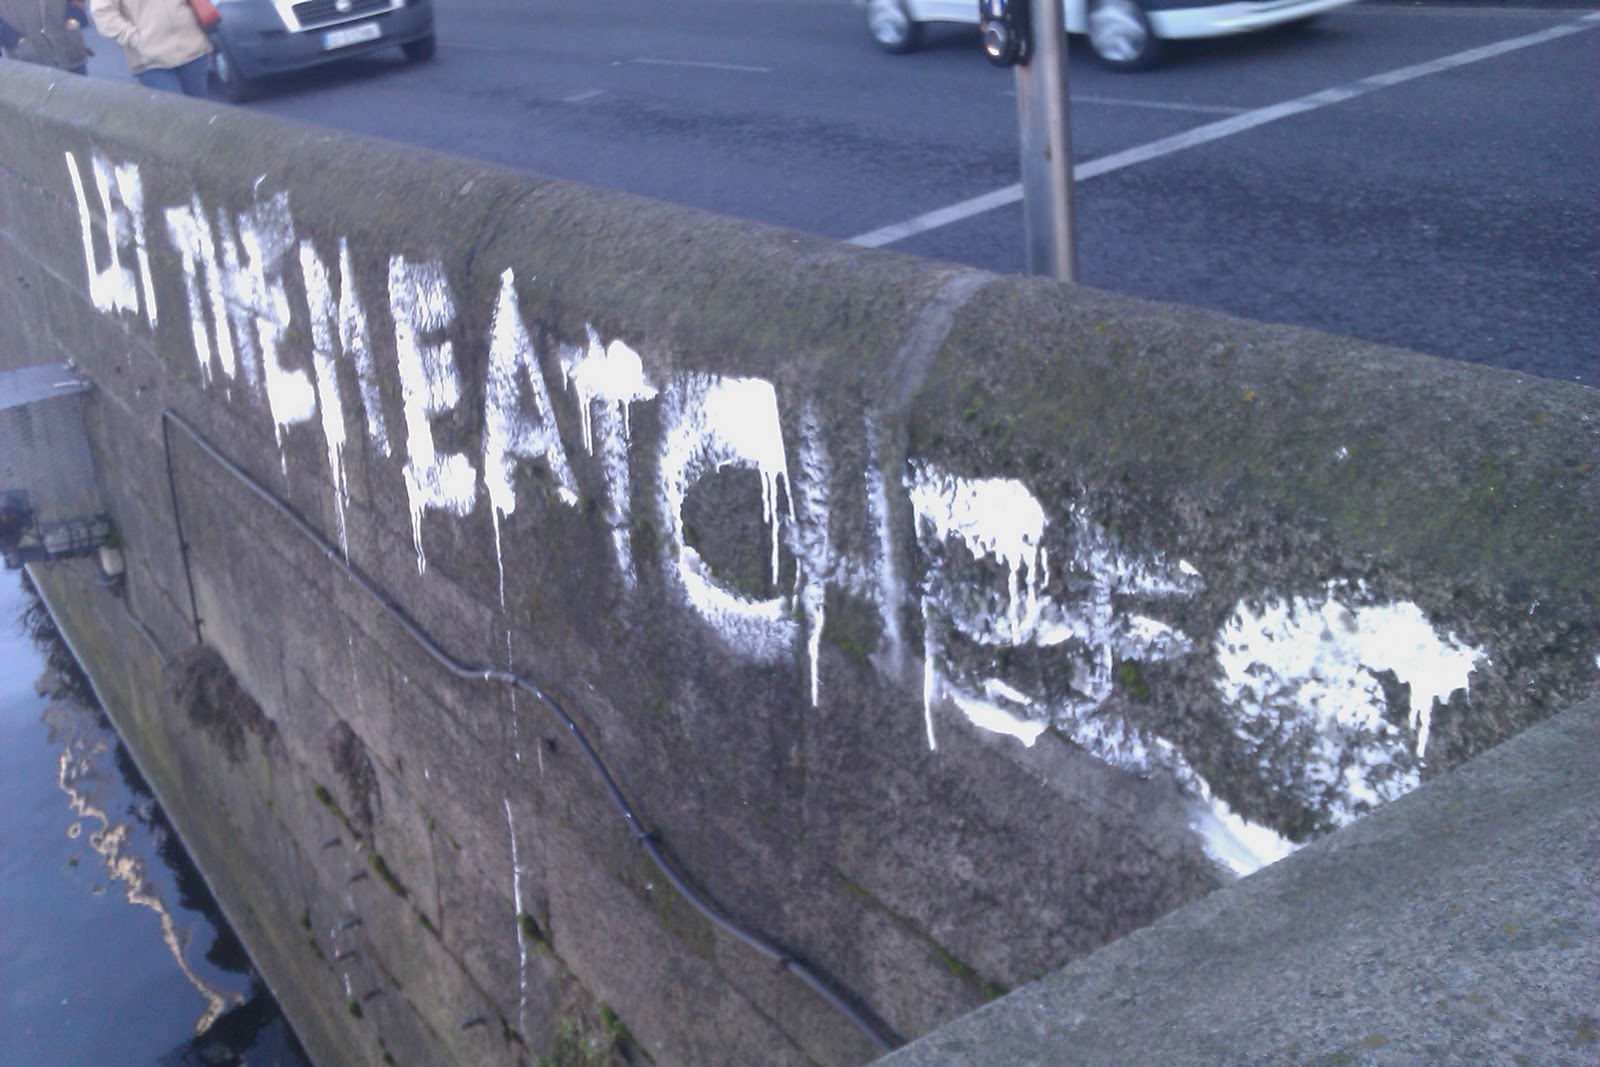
631, 516, 657, 555
537, 1017, 612, 1067
517, 910, 553, 955
1115, 659, 1151, 702
598, 1001, 633, 1047
313, 781, 361, 839
368, 852, 409, 899
823, 587, 883, 665
934, 943, 1006, 1002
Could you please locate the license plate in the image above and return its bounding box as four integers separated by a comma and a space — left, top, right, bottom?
323, 21, 381, 50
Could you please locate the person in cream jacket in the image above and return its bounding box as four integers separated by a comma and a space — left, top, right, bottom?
90, 0, 210, 96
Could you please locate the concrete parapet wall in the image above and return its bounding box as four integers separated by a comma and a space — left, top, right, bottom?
2, 62, 1596, 1066
876, 694, 1600, 1066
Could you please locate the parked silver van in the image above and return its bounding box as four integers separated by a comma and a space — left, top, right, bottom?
209, 0, 434, 100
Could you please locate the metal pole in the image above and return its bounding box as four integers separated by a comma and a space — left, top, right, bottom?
1015, 0, 1078, 282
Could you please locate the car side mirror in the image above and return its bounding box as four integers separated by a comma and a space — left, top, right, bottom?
979, 0, 1031, 67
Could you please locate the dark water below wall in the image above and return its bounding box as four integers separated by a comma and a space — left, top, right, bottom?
0, 569, 313, 1067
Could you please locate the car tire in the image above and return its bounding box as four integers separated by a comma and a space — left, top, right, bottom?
1087, 0, 1165, 71
865, 0, 921, 55
401, 32, 436, 62
209, 46, 255, 103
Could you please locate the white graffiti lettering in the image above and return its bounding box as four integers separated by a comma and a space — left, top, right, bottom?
562, 325, 657, 589
242, 194, 317, 465
485, 268, 579, 601
63, 150, 1497, 873
65, 152, 153, 323
389, 254, 476, 573
299, 238, 353, 554
659, 373, 798, 662
164, 194, 236, 388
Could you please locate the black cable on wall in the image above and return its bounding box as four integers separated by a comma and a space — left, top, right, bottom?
158, 408, 902, 1056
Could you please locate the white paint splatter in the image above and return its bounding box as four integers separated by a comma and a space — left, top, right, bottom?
921, 597, 940, 751
334, 242, 389, 457
949, 683, 1048, 747
163, 195, 236, 388
793, 403, 831, 707
65, 152, 145, 319
240, 194, 317, 472
388, 256, 478, 573
908, 462, 1047, 643
1189, 789, 1299, 876
907, 463, 1299, 872
909, 464, 1201, 731
484, 270, 579, 602
562, 325, 658, 454
659, 374, 798, 661
299, 239, 352, 556
505, 629, 522, 764
113, 162, 157, 326
1215, 585, 1484, 827
865, 416, 907, 672
212, 219, 262, 393
561, 325, 658, 588
503, 797, 529, 1044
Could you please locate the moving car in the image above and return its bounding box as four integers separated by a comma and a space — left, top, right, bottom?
858, 0, 1358, 71
209, 0, 435, 100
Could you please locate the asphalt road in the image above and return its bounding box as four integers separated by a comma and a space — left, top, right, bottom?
85, 1, 1599, 386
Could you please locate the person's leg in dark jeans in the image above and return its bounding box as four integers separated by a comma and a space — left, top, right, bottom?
136, 55, 210, 98
174, 53, 209, 97
135, 66, 182, 92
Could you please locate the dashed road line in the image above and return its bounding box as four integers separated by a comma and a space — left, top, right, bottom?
850, 11, 1600, 248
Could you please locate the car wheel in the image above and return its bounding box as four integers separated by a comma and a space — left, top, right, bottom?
209, 46, 255, 102
866, 0, 921, 55
1087, 0, 1165, 71
401, 32, 436, 62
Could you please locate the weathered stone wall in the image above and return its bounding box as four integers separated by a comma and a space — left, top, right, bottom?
2, 62, 1596, 1066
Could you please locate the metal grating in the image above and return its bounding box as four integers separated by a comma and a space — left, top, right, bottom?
0, 365, 110, 568
290, 0, 396, 30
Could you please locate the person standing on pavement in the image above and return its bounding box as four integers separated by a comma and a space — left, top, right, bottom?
89, 0, 210, 97
0, 0, 92, 75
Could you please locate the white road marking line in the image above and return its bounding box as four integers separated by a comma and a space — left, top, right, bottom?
630, 57, 773, 73
1010, 91, 1248, 115
564, 89, 605, 103
850, 12, 1600, 248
